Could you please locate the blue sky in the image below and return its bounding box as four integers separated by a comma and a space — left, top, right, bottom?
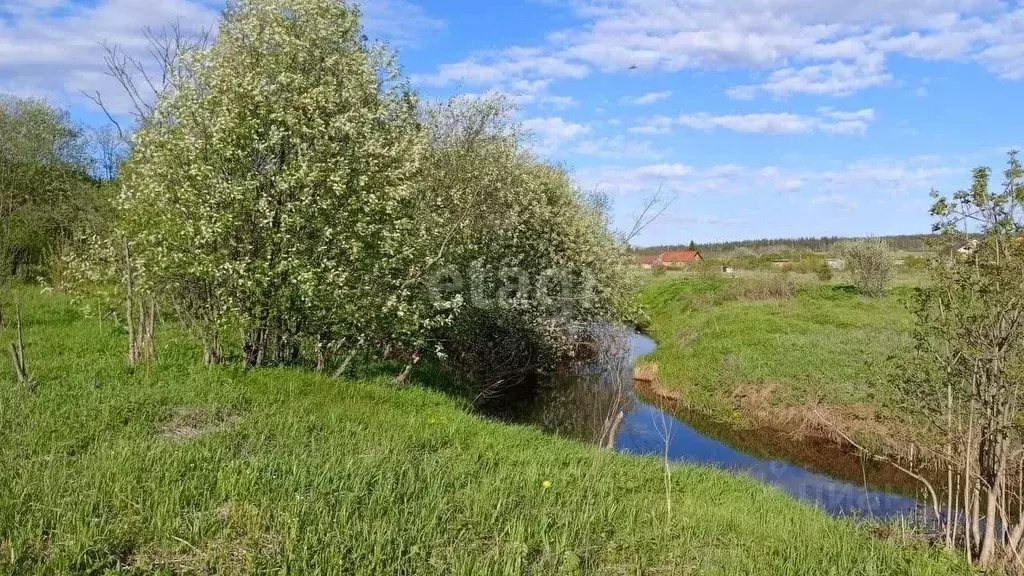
3, 0, 1024, 246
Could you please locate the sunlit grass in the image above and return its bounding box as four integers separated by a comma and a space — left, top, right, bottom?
638, 273, 915, 415
0, 288, 966, 574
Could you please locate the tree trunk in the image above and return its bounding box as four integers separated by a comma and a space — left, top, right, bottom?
603, 411, 624, 449
315, 347, 325, 373
124, 240, 139, 365
201, 325, 222, 366
394, 353, 421, 386
8, 303, 33, 393
139, 298, 156, 364
244, 324, 268, 368
203, 341, 222, 365
333, 349, 357, 379
980, 481, 1001, 566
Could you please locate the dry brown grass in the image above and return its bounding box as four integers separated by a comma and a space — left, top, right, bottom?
632, 361, 658, 384
727, 381, 909, 455
632, 363, 687, 402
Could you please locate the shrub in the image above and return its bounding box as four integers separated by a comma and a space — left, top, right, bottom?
67, 0, 450, 368
893, 154, 1024, 566
723, 274, 796, 301
838, 239, 895, 296
815, 263, 833, 282
0, 96, 104, 281
418, 96, 640, 391
903, 255, 928, 270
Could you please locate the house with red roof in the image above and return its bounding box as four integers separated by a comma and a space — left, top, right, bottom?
659, 250, 704, 267
637, 255, 660, 269
636, 250, 704, 269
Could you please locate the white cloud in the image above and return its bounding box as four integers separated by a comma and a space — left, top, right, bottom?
0, 0, 445, 115
541, 95, 579, 109
521, 116, 591, 154
457, 79, 578, 111
631, 108, 876, 136
725, 85, 757, 100
0, 0, 220, 113
625, 90, 673, 105
571, 135, 662, 159
522, 116, 591, 140
628, 115, 675, 135
634, 163, 693, 179
974, 10, 1024, 79
575, 154, 965, 202
577, 162, 772, 195
754, 53, 893, 97
818, 161, 958, 192
678, 112, 819, 134
357, 0, 446, 46
812, 193, 858, 211
413, 46, 588, 87
816, 107, 876, 122
420, 1, 1024, 100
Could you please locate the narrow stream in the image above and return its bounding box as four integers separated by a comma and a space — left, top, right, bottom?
487, 329, 930, 521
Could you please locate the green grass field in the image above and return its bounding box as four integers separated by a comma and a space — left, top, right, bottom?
638, 273, 916, 428
0, 288, 970, 574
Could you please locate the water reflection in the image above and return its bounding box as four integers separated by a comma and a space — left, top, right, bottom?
489, 328, 930, 521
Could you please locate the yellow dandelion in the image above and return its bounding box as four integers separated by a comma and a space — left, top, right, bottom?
542, 480, 552, 489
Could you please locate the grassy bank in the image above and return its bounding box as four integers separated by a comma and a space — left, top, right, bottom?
638, 273, 916, 440
0, 288, 966, 574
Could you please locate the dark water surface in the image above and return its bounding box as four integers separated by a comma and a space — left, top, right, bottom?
489, 330, 930, 521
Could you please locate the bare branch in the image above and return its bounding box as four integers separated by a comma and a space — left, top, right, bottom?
622, 183, 676, 244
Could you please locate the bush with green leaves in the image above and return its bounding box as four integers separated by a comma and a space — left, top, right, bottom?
894, 152, 1024, 567
0, 96, 104, 282
83, 0, 639, 382
416, 96, 640, 390
103, 0, 437, 367
815, 262, 833, 282
837, 239, 895, 296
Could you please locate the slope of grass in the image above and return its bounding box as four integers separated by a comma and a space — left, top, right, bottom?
638, 274, 915, 417
0, 288, 966, 574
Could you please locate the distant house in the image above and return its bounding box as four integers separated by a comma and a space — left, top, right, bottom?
659, 250, 704, 268
637, 255, 659, 270
635, 250, 704, 269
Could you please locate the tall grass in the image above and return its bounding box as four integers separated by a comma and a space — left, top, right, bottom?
723, 273, 798, 301
0, 288, 966, 574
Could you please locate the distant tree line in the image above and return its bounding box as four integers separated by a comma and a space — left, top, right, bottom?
635, 234, 936, 255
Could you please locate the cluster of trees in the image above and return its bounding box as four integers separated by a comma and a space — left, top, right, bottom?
48, 0, 639, 393
0, 98, 108, 282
